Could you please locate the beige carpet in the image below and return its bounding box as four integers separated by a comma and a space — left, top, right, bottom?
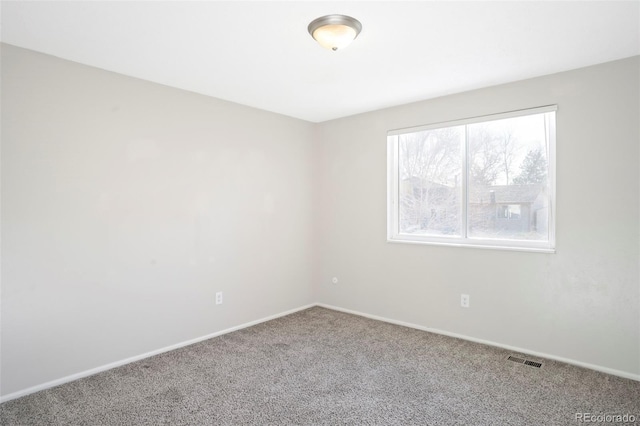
1, 306, 639, 425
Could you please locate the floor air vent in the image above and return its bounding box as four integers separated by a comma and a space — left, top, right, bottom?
507, 355, 542, 368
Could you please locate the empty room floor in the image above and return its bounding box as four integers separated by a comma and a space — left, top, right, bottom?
1, 307, 638, 425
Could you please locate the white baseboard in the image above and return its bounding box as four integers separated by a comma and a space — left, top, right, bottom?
0, 303, 316, 403
316, 303, 640, 382
3, 301, 637, 403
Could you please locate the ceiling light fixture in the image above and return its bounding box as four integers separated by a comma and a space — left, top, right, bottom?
308, 14, 362, 51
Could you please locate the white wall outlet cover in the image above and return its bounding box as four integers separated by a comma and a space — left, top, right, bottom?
461, 294, 470, 308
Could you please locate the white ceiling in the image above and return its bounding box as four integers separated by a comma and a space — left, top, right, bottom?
1, 1, 639, 123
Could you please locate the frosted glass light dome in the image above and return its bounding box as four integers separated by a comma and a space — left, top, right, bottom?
308, 15, 362, 51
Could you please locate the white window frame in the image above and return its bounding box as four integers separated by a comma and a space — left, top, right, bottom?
387, 105, 556, 253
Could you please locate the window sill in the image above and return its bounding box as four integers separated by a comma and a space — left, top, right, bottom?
386, 237, 556, 254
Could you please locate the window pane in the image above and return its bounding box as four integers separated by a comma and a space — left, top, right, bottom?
398, 126, 463, 236
467, 113, 550, 241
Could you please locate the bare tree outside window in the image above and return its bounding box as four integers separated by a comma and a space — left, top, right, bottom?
467, 114, 550, 241
398, 127, 463, 236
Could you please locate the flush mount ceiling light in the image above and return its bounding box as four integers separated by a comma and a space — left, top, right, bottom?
308, 14, 362, 51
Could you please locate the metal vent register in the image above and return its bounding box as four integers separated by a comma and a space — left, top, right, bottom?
507, 355, 543, 368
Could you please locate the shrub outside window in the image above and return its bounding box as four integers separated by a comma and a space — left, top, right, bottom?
387, 106, 556, 252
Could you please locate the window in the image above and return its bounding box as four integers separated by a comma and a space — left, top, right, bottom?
499, 204, 521, 220
387, 106, 556, 252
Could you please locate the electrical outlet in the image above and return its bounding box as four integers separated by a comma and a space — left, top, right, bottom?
332, 277, 339, 284
461, 294, 470, 308
215, 292, 223, 305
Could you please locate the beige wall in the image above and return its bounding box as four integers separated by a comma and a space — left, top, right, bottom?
315, 56, 640, 377
1, 44, 315, 395
2, 43, 639, 398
